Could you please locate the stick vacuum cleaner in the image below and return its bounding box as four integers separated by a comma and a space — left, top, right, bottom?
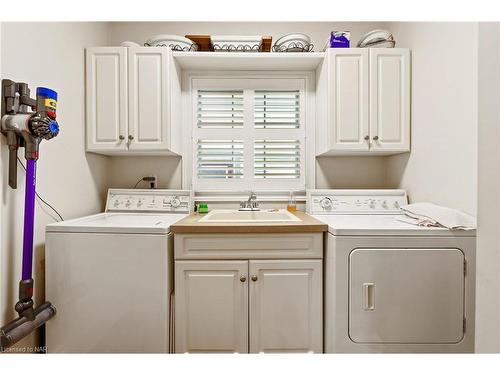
0, 79, 60, 351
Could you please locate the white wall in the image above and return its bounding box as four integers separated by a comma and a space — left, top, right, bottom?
475, 22, 500, 353
107, 22, 387, 190
107, 156, 181, 189
386, 22, 478, 215
108, 22, 477, 198
316, 156, 391, 189
0, 22, 111, 348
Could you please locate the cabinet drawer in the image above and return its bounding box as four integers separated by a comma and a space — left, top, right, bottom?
174, 233, 323, 260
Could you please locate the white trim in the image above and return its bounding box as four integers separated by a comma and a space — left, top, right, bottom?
182, 71, 315, 194
172, 51, 325, 71
194, 191, 307, 203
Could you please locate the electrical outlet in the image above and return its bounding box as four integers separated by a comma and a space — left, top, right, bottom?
142, 175, 157, 189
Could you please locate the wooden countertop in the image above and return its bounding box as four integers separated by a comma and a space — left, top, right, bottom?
171, 211, 327, 234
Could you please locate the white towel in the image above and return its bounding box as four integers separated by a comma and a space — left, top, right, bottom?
400, 202, 476, 230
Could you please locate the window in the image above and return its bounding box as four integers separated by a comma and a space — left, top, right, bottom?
192, 79, 306, 191
254, 90, 300, 129
197, 139, 244, 179
254, 140, 301, 179
197, 90, 244, 129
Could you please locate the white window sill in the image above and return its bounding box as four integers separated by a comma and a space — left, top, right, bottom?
194, 191, 306, 203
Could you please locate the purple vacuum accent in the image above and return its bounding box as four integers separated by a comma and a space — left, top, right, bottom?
21, 159, 37, 281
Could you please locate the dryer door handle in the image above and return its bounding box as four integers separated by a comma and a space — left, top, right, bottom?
363, 283, 375, 311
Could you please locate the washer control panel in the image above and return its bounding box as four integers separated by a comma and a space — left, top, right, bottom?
307, 189, 408, 215
105, 189, 193, 213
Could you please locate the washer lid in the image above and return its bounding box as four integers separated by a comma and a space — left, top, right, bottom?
46, 213, 188, 234
312, 214, 476, 237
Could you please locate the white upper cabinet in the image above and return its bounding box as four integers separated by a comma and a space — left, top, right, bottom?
316, 48, 411, 155
369, 49, 411, 152
86, 47, 179, 155
128, 48, 170, 151
327, 49, 370, 151
86, 47, 128, 152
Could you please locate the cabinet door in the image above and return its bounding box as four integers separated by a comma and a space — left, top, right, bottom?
249, 260, 323, 353
369, 49, 411, 152
349, 248, 465, 344
128, 47, 170, 151
328, 49, 370, 151
85, 47, 128, 152
174, 260, 248, 353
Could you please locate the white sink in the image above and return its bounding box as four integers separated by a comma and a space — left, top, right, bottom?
198, 209, 301, 223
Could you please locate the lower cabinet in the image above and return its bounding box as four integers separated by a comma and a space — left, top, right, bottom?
174, 259, 323, 353
249, 260, 323, 353
174, 261, 248, 353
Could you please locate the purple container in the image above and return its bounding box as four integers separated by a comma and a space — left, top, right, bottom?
329, 31, 350, 48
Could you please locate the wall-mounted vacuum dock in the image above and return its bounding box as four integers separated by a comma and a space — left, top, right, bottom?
0, 79, 60, 351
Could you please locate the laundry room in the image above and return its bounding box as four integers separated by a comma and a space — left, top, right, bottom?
1, 1, 500, 372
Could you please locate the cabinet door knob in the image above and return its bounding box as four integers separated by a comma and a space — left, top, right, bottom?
240, 276, 246, 282
119, 135, 125, 140
128, 135, 134, 141
373, 135, 379, 141
251, 275, 258, 282
364, 135, 369, 141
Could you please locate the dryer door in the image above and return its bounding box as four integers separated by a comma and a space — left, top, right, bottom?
349, 248, 465, 344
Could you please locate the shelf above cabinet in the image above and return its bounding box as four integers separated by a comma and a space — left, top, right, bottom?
172, 51, 325, 71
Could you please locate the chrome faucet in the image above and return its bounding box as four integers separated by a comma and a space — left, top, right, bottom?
239, 191, 260, 211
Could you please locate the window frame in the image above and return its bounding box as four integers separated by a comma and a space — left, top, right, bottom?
182, 71, 315, 195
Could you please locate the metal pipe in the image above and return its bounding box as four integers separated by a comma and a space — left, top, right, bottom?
21, 159, 36, 281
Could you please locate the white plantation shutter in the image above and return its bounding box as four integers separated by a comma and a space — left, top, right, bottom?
254, 140, 301, 179
254, 90, 300, 129
197, 90, 244, 129
193, 80, 306, 190
197, 140, 244, 179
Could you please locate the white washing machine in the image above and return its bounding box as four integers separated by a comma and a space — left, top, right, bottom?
45, 189, 192, 353
307, 189, 476, 353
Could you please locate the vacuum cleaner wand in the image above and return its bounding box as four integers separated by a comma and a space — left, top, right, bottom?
0, 79, 60, 351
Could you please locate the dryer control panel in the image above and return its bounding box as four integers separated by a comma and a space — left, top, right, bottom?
307, 189, 408, 215
105, 189, 193, 213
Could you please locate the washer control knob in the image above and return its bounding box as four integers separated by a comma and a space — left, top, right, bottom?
382, 201, 388, 209
125, 200, 131, 208
320, 197, 332, 210
171, 196, 181, 208
394, 201, 400, 209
